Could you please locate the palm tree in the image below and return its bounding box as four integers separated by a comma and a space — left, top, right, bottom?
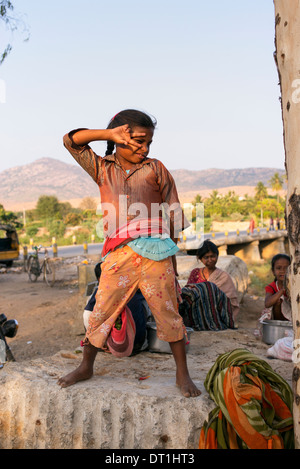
209, 190, 220, 202
269, 172, 284, 204
206, 190, 221, 217
269, 173, 285, 217
255, 181, 268, 200
192, 194, 204, 205
255, 182, 268, 226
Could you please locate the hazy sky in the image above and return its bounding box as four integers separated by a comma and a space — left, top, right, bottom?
0, 0, 285, 173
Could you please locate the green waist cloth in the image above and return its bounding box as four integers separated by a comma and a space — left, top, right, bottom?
102, 236, 178, 261
127, 236, 178, 260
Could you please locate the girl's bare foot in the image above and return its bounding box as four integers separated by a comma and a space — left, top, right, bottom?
57, 342, 97, 388
57, 363, 93, 388
169, 338, 201, 398
176, 371, 201, 398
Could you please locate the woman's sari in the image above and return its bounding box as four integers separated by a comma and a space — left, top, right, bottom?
187, 267, 239, 319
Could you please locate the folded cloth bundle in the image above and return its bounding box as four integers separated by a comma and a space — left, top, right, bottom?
199, 348, 294, 449
107, 307, 136, 358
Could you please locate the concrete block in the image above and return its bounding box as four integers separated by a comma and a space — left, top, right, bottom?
77, 264, 97, 295
0, 351, 214, 449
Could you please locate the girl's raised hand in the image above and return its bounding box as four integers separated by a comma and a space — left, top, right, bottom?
110, 125, 145, 148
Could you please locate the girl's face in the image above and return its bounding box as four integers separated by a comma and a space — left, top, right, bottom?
200, 250, 218, 269
273, 258, 290, 282
116, 126, 154, 167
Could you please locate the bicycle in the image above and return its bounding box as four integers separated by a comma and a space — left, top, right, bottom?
27, 245, 55, 287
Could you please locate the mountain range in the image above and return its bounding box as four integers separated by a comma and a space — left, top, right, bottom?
0, 157, 286, 210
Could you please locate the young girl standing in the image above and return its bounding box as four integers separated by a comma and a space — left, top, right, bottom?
58, 109, 201, 398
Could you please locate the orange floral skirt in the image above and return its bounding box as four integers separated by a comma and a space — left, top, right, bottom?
85, 245, 185, 349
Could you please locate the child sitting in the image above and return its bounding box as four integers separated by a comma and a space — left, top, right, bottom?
264, 254, 291, 321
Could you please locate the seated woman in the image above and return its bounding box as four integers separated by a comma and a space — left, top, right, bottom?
178, 240, 238, 331
187, 240, 239, 320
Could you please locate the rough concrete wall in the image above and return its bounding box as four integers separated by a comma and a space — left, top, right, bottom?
0, 356, 214, 449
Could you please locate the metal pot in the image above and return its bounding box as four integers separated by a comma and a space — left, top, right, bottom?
146, 322, 194, 354
262, 319, 293, 345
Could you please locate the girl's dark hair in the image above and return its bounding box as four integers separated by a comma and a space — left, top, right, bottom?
271, 254, 291, 272
196, 240, 219, 260
105, 109, 157, 156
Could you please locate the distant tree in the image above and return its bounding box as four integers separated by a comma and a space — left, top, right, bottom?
255, 182, 268, 226
238, 194, 256, 216
48, 219, 65, 238
255, 181, 268, 201
36, 195, 63, 220
205, 190, 222, 217
64, 212, 82, 226
59, 201, 74, 218
188, 183, 286, 227
26, 225, 39, 237
0, 1, 30, 64
209, 190, 220, 202
0, 203, 22, 228
269, 172, 284, 205
222, 191, 240, 216
191, 194, 204, 205
79, 197, 97, 211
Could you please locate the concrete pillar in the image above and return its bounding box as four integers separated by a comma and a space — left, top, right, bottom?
260, 237, 286, 260
23, 246, 28, 271
234, 240, 261, 262
218, 245, 228, 256
77, 264, 97, 295
52, 243, 58, 258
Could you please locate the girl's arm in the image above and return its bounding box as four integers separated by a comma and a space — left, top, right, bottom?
72, 125, 145, 147
63, 125, 145, 184
265, 289, 285, 308
72, 129, 113, 146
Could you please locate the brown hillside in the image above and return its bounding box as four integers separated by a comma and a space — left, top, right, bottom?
0, 157, 286, 211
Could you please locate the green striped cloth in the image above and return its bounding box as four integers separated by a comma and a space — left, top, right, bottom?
200, 348, 294, 449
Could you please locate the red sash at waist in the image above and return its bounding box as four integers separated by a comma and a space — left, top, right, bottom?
102, 217, 169, 257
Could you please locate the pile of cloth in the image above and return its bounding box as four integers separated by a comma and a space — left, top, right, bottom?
267, 330, 294, 362
179, 282, 235, 331
199, 349, 294, 449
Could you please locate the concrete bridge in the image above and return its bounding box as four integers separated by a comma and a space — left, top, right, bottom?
24, 229, 289, 264
179, 229, 289, 262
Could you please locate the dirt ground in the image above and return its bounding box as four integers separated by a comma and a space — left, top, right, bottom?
0, 255, 294, 388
